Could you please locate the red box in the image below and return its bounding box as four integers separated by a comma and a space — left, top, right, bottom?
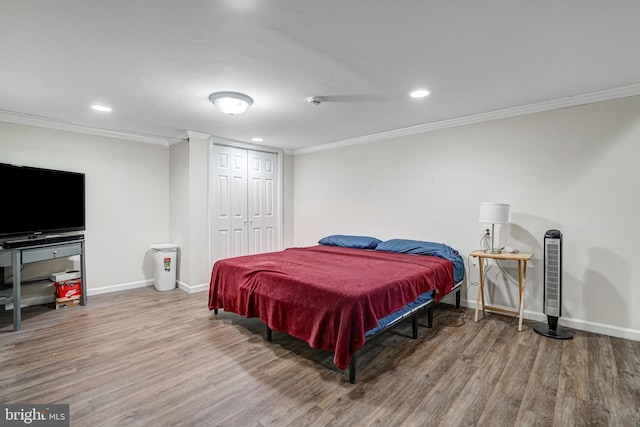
55, 278, 82, 300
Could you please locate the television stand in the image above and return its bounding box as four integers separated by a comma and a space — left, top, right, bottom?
2, 233, 85, 249
0, 237, 86, 331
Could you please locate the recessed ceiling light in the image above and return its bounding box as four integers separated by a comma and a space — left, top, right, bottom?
409, 90, 430, 98
91, 104, 112, 112
251, 137, 264, 142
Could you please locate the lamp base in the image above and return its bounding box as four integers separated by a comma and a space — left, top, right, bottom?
483, 249, 502, 254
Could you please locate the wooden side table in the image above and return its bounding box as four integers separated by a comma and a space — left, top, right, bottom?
470, 250, 533, 331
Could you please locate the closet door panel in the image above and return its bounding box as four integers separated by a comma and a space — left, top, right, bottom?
247, 150, 278, 254
212, 146, 248, 260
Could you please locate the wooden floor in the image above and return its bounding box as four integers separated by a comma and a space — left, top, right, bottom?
1, 287, 639, 427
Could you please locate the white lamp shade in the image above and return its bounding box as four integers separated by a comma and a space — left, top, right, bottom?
209, 92, 253, 115
479, 202, 510, 224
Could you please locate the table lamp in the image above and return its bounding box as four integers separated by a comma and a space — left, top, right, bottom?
479, 202, 510, 254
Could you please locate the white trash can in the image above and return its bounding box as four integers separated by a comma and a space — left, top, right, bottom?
151, 243, 178, 291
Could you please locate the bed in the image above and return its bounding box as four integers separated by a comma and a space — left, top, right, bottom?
208, 236, 465, 383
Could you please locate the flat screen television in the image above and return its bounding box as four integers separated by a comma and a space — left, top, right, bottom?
0, 163, 86, 240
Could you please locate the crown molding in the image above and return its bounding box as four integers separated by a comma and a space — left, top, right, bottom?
185, 131, 211, 141
293, 83, 640, 155
3, 82, 639, 154
0, 109, 172, 146
210, 135, 286, 155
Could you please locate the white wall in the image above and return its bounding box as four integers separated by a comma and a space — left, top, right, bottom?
169, 134, 212, 292
283, 153, 294, 248
293, 95, 640, 340
169, 140, 190, 287
0, 122, 170, 293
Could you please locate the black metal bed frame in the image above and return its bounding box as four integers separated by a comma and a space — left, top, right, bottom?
263, 285, 462, 384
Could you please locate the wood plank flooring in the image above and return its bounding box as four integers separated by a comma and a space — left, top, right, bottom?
1, 286, 639, 426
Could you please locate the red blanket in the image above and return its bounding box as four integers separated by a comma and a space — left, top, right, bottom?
208, 245, 454, 370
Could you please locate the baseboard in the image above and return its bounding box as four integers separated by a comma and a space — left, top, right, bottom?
558, 317, 640, 342
460, 298, 640, 342
87, 280, 153, 296
177, 281, 209, 294
87, 279, 208, 296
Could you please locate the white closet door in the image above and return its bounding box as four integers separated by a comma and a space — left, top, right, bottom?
212, 146, 248, 260
211, 145, 280, 261
247, 150, 278, 254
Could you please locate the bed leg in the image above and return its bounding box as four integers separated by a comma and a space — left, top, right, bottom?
349, 355, 357, 384
427, 304, 433, 328
213, 309, 218, 315
266, 325, 272, 342
412, 315, 418, 339
456, 289, 461, 309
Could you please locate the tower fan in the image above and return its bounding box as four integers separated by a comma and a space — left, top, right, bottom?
534, 229, 574, 339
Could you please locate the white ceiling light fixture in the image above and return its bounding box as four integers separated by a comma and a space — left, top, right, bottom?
91, 104, 112, 112
209, 91, 253, 115
409, 89, 430, 98
251, 137, 264, 142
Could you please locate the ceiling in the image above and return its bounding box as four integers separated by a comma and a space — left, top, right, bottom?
1, 1, 640, 153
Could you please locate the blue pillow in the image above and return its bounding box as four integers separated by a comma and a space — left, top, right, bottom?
318, 234, 382, 249
376, 239, 465, 283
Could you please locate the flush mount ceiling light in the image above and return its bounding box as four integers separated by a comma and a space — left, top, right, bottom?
209, 91, 253, 115
409, 89, 430, 98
